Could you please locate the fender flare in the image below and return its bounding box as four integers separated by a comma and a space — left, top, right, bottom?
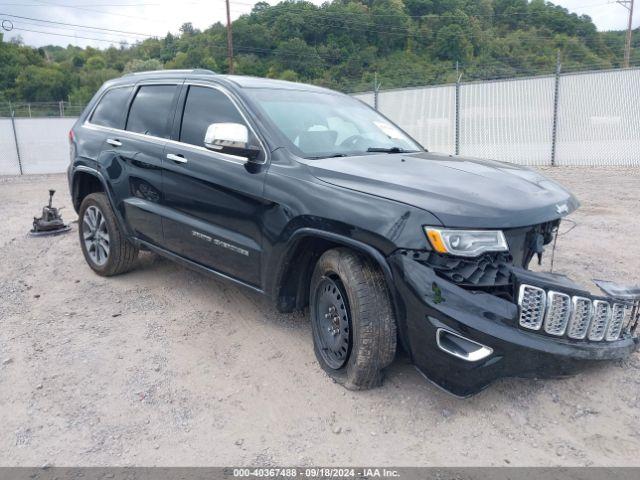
281, 227, 409, 348
71, 165, 133, 238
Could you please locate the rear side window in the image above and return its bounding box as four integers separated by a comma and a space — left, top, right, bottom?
90, 86, 132, 129
180, 86, 246, 147
126, 85, 177, 138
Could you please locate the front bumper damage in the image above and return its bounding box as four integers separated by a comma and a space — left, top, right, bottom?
389, 253, 640, 397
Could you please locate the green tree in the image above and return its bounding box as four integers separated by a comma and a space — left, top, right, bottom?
124, 58, 163, 73
85, 55, 106, 70
434, 24, 473, 62
15, 66, 70, 101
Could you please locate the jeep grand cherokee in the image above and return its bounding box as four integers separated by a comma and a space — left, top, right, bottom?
68, 69, 640, 396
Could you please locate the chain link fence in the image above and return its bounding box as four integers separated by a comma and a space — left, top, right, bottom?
1, 66, 639, 175
0, 101, 87, 119
354, 66, 640, 166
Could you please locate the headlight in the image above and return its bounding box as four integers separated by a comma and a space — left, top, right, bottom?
424, 227, 508, 257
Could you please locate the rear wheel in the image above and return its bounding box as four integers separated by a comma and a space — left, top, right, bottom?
310, 248, 397, 390
78, 193, 138, 276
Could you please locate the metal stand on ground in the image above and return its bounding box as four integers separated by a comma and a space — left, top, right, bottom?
28, 190, 71, 237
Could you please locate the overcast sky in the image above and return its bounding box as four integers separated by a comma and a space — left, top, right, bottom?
0, 0, 638, 49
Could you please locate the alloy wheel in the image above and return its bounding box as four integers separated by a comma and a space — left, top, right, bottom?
82, 205, 110, 266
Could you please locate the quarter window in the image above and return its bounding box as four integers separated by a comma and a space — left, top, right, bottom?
126, 85, 177, 138
90, 86, 133, 129
180, 86, 246, 147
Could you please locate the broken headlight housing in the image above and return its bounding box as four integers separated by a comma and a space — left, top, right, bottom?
424, 227, 508, 258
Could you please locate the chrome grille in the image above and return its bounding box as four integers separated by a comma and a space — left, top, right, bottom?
518, 285, 546, 330
606, 303, 632, 341
516, 284, 633, 342
543, 291, 571, 336
588, 300, 611, 341
567, 296, 592, 340
628, 306, 640, 337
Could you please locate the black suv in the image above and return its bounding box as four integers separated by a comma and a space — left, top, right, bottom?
68, 69, 639, 396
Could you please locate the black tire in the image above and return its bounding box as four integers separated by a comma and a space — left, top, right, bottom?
78, 192, 138, 276
309, 248, 397, 390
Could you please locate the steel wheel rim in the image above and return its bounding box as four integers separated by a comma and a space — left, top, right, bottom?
313, 275, 351, 370
83, 205, 110, 266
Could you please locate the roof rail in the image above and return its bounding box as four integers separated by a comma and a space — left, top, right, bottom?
122, 69, 216, 77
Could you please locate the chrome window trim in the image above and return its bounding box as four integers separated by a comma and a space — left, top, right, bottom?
83, 80, 269, 166
83, 123, 253, 166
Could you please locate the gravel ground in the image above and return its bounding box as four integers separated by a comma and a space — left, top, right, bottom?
0, 168, 639, 467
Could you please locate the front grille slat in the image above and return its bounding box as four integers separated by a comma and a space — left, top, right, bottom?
543, 291, 571, 336
588, 300, 611, 341
606, 303, 631, 341
518, 285, 546, 330
567, 296, 593, 340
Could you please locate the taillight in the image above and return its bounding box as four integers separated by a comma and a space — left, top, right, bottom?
69, 129, 75, 143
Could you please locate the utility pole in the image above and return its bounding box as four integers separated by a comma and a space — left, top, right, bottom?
617, 0, 635, 68
225, 0, 234, 74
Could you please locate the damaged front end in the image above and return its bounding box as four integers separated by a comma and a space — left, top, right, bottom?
390, 221, 640, 397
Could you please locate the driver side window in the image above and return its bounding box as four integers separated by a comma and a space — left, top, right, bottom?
179, 86, 248, 147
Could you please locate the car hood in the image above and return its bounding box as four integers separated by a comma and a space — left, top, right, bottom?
302, 151, 579, 228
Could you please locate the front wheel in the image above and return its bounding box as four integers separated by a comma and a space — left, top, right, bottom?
309, 248, 397, 390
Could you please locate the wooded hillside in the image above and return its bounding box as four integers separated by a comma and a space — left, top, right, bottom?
0, 0, 637, 104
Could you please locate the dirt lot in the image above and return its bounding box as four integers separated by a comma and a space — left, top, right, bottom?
0, 167, 639, 467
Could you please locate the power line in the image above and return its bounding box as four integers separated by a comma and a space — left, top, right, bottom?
5, 8, 630, 56
7, 19, 149, 43
8, 26, 139, 45
0, 12, 158, 37
0, 0, 627, 46
0, 0, 613, 19
23, 0, 174, 23
5, 25, 342, 61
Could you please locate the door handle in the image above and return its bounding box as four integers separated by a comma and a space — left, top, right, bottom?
167, 153, 188, 164
106, 138, 122, 147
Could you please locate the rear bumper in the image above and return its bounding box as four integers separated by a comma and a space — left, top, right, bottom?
389, 253, 639, 397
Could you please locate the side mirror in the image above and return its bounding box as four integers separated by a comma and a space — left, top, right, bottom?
204, 123, 261, 162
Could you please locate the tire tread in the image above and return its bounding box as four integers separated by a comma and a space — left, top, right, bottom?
78, 193, 138, 276
310, 247, 397, 390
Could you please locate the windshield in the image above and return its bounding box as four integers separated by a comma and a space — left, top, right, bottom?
245, 88, 423, 159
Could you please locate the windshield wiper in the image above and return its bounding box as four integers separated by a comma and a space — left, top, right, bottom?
366, 147, 409, 153
308, 153, 349, 159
